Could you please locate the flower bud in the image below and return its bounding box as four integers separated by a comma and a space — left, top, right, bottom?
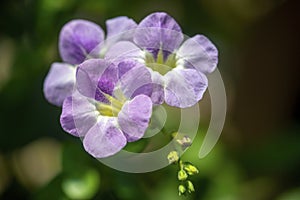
183, 163, 199, 175
176, 136, 192, 150
167, 151, 179, 164
171, 132, 178, 138
178, 184, 186, 196
178, 169, 188, 181
187, 180, 195, 193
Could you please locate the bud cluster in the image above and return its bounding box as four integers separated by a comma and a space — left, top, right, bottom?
177, 160, 198, 196
167, 135, 199, 196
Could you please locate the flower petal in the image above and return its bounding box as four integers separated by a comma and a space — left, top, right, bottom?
83, 117, 127, 158
118, 59, 138, 78
117, 59, 165, 104
97, 63, 118, 99
164, 68, 208, 108
149, 71, 165, 104
92, 17, 137, 58
43, 62, 75, 106
76, 59, 117, 102
60, 91, 98, 137
134, 12, 183, 55
117, 60, 152, 99
106, 16, 137, 39
59, 19, 104, 65
105, 41, 142, 63
118, 95, 152, 142
177, 34, 218, 74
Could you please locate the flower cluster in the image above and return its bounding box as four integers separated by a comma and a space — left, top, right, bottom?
43, 12, 218, 159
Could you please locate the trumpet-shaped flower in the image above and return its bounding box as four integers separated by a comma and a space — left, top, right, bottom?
60, 59, 153, 158
44, 17, 137, 106
106, 12, 218, 108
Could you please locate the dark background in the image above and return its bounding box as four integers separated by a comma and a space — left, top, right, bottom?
0, 0, 300, 199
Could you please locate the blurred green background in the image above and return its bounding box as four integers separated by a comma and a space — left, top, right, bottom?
1, 0, 300, 199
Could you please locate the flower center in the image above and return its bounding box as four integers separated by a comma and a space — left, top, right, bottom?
96, 91, 126, 117
144, 48, 177, 75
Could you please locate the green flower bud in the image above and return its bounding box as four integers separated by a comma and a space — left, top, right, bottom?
186, 180, 195, 193
178, 184, 186, 196
167, 151, 179, 164
178, 169, 188, 181
171, 132, 178, 138
183, 163, 199, 175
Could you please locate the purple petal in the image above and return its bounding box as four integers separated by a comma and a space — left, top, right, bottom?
59, 19, 104, 65
76, 59, 117, 102
106, 16, 137, 39
105, 41, 142, 63
164, 68, 208, 108
118, 59, 165, 104
118, 95, 152, 142
149, 71, 165, 104
60, 96, 77, 136
134, 12, 183, 56
60, 91, 98, 137
43, 62, 75, 106
118, 59, 137, 78
97, 64, 118, 100
83, 117, 127, 158
90, 17, 137, 58
117, 60, 152, 99
177, 34, 218, 74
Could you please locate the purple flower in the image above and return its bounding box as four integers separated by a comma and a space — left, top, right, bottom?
106, 12, 218, 108
60, 59, 153, 158
43, 17, 137, 106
